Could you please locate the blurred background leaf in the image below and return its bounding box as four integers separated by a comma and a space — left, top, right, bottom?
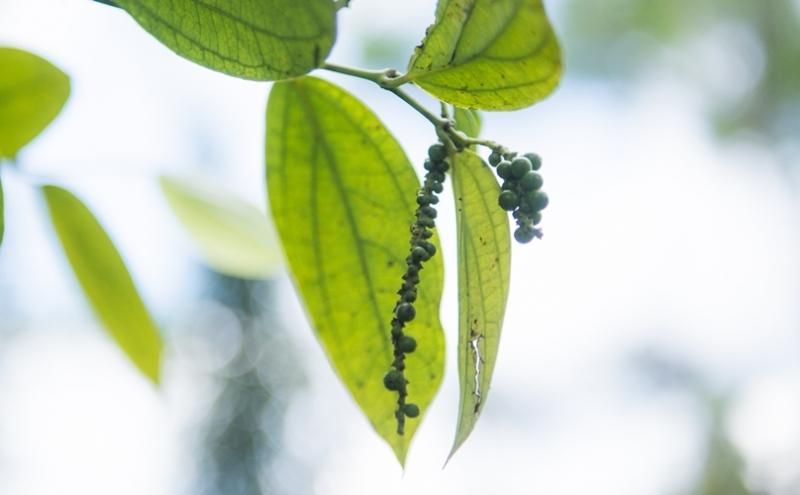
160, 175, 282, 280
42, 185, 162, 382
0, 47, 69, 159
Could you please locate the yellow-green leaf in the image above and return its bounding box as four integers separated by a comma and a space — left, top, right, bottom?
448, 150, 510, 461
453, 106, 482, 139
160, 175, 282, 279
265, 76, 445, 464
0, 47, 70, 159
406, 0, 562, 110
112, 0, 336, 81
42, 185, 162, 383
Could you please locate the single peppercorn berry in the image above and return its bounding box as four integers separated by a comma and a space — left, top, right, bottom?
396, 302, 416, 322
420, 241, 436, 256
511, 156, 532, 178
429, 171, 446, 184
420, 206, 437, 218
428, 143, 447, 162
488, 152, 502, 166
496, 161, 512, 179
520, 171, 543, 191
398, 335, 417, 353
383, 369, 405, 391
527, 190, 549, 211
411, 246, 429, 262
403, 403, 420, 418
498, 190, 519, 211
514, 225, 537, 244
524, 152, 542, 170
431, 182, 444, 193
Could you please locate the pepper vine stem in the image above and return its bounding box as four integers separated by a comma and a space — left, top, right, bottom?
321, 62, 503, 153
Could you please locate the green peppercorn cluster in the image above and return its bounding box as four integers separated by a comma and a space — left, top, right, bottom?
488, 150, 549, 243
383, 142, 448, 435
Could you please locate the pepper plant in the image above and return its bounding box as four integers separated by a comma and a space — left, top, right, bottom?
0, 0, 562, 465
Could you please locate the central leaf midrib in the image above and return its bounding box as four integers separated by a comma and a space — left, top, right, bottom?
294, 82, 390, 352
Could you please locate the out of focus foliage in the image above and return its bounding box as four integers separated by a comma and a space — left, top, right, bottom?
564, 0, 800, 144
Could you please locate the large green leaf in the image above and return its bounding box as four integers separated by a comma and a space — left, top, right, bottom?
160, 175, 282, 279
42, 185, 162, 383
112, 0, 337, 81
265, 76, 445, 464
406, 0, 562, 110
0, 47, 70, 159
447, 150, 510, 460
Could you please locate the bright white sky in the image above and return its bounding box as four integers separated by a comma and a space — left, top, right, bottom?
0, 1, 798, 494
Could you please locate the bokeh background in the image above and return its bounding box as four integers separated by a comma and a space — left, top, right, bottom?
1, 1, 799, 494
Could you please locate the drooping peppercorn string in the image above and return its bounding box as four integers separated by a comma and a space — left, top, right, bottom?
383, 142, 448, 435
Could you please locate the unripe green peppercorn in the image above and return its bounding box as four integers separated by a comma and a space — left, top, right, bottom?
498, 190, 519, 211
416, 195, 430, 206
496, 161, 512, 179
514, 225, 536, 244
428, 143, 447, 162
396, 302, 416, 322
489, 152, 502, 166
429, 171, 446, 183
420, 241, 436, 256
527, 190, 549, 211
418, 216, 435, 228
420, 206, 437, 219
398, 335, 417, 353
383, 369, 405, 391
432, 182, 444, 193
501, 180, 515, 191
524, 152, 542, 170
531, 211, 542, 225
520, 171, 543, 191
403, 403, 420, 418
411, 246, 429, 262
402, 289, 417, 302
511, 157, 532, 178
420, 229, 433, 239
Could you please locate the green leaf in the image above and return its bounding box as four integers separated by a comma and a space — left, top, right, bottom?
406, 0, 562, 110
265, 76, 445, 464
453, 106, 482, 138
160, 175, 282, 279
0, 47, 70, 159
112, 0, 337, 81
42, 185, 163, 383
447, 150, 511, 461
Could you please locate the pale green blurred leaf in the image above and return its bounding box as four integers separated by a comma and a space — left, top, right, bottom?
407, 0, 562, 110
448, 150, 510, 461
453, 106, 482, 138
42, 185, 162, 383
0, 47, 70, 159
160, 175, 281, 279
266, 76, 445, 464
112, 0, 336, 81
